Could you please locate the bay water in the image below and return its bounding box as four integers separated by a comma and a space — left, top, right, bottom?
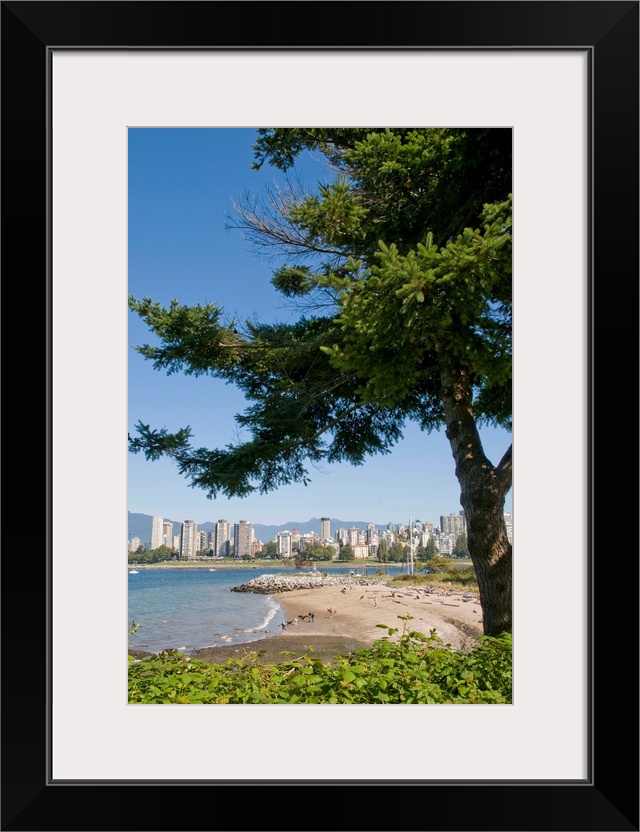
127, 564, 406, 654
127, 567, 292, 653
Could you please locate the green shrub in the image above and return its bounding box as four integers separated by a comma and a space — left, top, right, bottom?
445, 565, 477, 586
128, 617, 511, 704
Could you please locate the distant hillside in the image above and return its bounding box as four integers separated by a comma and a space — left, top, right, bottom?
127, 513, 182, 547
254, 517, 378, 542
128, 511, 385, 547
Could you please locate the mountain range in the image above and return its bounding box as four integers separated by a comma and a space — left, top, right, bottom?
128, 511, 385, 547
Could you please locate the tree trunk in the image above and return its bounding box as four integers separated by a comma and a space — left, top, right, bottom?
439, 361, 512, 637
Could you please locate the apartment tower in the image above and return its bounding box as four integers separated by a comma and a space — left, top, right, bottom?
214, 519, 231, 558
180, 520, 197, 559
150, 515, 164, 550
320, 516, 331, 540
233, 521, 253, 559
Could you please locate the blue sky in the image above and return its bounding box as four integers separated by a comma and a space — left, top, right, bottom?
128, 128, 512, 528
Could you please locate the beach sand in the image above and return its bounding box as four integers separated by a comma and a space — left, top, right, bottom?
180, 581, 484, 666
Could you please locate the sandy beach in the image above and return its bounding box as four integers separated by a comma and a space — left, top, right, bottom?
275, 582, 483, 651
182, 580, 484, 666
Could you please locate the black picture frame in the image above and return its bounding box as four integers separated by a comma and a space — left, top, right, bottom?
2, 2, 638, 830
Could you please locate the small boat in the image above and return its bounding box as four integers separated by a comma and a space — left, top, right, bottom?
208, 568, 216, 572
128, 569, 139, 575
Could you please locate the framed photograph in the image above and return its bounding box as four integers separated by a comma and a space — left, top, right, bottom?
4, 2, 637, 830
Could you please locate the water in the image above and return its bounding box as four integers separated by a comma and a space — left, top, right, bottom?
127, 565, 406, 654
127, 567, 294, 653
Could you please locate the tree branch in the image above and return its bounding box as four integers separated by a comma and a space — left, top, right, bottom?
226, 176, 349, 265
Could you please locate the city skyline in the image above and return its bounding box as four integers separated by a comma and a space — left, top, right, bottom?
131, 509, 480, 532
128, 507, 513, 547
128, 128, 513, 527
128, 508, 514, 559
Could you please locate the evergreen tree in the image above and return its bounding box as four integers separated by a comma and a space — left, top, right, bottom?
453, 533, 470, 558
424, 537, 439, 558
129, 128, 512, 636
339, 545, 355, 561
261, 541, 278, 558
377, 538, 389, 563
388, 542, 408, 563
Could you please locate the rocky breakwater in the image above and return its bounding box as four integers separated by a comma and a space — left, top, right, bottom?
230, 574, 385, 594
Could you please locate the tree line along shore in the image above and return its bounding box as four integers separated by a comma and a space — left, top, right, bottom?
128, 559, 416, 571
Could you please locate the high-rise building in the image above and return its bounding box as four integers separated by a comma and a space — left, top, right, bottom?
162, 521, 173, 549
276, 530, 292, 558
180, 520, 197, 559
438, 534, 455, 555
151, 515, 164, 550
196, 530, 207, 553
214, 519, 231, 558
440, 512, 466, 538
320, 516, 331, 540
233, 520, 253, 559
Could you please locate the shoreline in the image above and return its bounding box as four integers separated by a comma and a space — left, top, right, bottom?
128, 560, 384, 572
129, 561, 283, 570
131, 581, 484, 666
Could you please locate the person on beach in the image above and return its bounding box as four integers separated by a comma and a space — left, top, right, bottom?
308, 612, 314, 622
280, 621, 287, 632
